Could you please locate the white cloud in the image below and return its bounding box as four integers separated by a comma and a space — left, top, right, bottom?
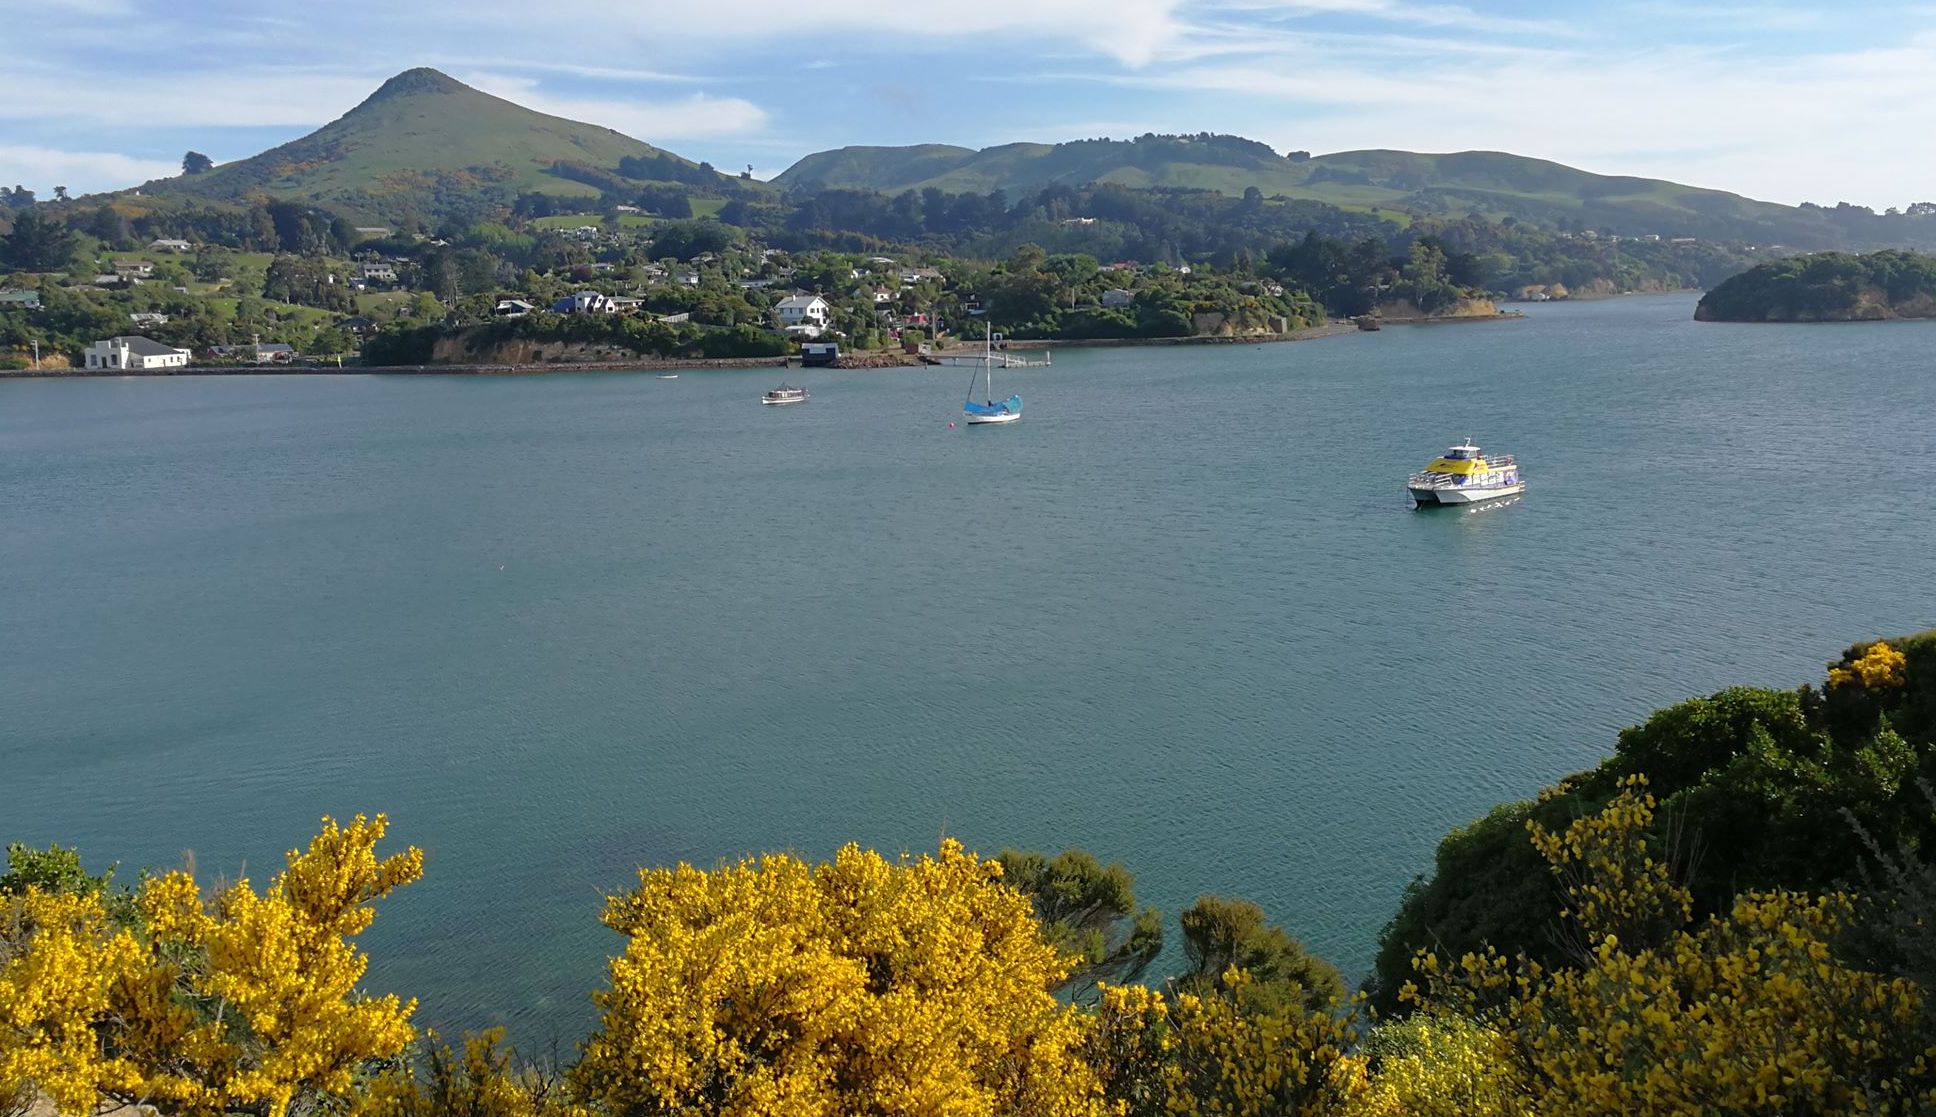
458, 73, 769, 140
1198, 0, 1571, 37
0, 146, 182, 195
450, 0, 1193, 66
1094, 27, 1936, 205
0, 69, 380, 127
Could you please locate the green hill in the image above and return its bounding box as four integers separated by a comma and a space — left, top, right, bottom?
136, 68, 736, 223
776, 136, 1928, 249
1694, 250, 1936, 321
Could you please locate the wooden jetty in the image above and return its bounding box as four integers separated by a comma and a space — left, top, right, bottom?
922, 351, 1051, 368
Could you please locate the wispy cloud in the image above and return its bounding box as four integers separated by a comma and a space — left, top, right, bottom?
1099, 29, 1936, 204
1200, 0, 1574, 37
457, 73, 769, 140
0, 146, 182, 195
0, 67, 381, 127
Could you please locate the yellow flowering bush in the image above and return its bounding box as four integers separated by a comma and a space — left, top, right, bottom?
1404, 780, 1936, 1116
1527, 775, 1691, 952
1089, 972, 1366, 1117
1829, 641, 1908, 690
1348, 1015, 1528, 1117
354, 1029, 579, 1117
0, 888, 147, 1115
0, 815, 421, 1117
574, 839, 1105, 1117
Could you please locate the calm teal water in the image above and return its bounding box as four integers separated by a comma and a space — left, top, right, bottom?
4, 293, 1931, 1039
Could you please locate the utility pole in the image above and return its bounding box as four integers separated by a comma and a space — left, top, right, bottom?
31, 339, 40, 369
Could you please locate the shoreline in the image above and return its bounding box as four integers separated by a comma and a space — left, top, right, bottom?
0, 314, 1527, 380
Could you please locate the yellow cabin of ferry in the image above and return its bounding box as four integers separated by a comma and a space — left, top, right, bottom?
1423, 444, 1500, 475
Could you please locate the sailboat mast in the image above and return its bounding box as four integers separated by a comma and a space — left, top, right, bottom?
984, 327, 994, 400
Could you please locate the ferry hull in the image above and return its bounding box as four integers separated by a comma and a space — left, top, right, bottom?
1410, 482, 1525, 506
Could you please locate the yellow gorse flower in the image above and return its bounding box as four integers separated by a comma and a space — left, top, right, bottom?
0, 814, 421, 1117
1394, 781, 1936, 1117
1828, 641, 1908, 690
576, 839, 1106, 1117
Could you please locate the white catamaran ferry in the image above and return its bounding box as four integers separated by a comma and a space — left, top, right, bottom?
1407, 442, 1524, 507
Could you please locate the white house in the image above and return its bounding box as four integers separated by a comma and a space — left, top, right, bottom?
550, 291, 618, 314
493, 299, 535, 318
112, 259, 155, 278
899, 267, 943, 287
128, 312, 170, 327
84, 336, 191, 370
148, 238, 193, 253
358, 262, 398, 283
1101, 288, 1136, 308
773, 294, 833, 331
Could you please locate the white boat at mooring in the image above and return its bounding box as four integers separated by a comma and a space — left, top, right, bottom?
962, 328, 1022, 425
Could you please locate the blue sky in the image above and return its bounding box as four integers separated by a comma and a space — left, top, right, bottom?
6, 0, 1935, 206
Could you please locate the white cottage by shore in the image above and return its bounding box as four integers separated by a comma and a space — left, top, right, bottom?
84, 336, 191, 370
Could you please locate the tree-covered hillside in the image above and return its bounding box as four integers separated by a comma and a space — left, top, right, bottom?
1695, 250, 1936, 321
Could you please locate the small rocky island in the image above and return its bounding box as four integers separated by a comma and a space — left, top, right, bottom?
1695, 250, 1936, 321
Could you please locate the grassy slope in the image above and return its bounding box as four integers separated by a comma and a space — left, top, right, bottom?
138, 69, 716, 216
774, 138, 1811, 233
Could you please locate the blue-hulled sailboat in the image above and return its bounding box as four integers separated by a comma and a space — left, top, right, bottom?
963, 328, 1022, 425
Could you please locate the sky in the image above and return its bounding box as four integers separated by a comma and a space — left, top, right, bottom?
5, 0, 1935, 206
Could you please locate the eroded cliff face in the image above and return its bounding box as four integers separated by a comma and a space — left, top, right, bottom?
1188, 311, 1298, 336
1375, 296, 1500, 320
429, 332, 637, 364
1515, 279, 1691, 301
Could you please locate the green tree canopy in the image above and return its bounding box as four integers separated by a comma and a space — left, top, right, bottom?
997, 848, 1163, 997
0, 211, 77, 271
1177, 895, 1344, 1014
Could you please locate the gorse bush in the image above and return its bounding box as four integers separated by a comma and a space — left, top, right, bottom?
6, 634, 1936, 1116
1371, 629, 1936, 1011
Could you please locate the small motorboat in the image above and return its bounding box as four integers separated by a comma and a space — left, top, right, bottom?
762, 384, 809, 405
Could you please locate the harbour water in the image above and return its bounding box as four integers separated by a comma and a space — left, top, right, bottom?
4, 293, 1930, 1038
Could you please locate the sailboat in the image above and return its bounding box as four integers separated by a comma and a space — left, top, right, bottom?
962, 328, 1023, 425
